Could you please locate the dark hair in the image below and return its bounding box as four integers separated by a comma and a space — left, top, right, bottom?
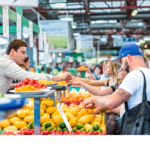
94, 65, 101, 71
24, 56, 29, 63
62, 65, 67, 70
6, 39, 28, 55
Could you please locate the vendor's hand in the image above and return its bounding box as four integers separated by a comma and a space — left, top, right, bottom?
61, 72, 72, 81
69, 79, 82, 85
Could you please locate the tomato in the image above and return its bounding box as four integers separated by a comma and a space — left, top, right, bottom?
56, 130, 61, 134
76, 130, 82, 134
26, 78, 30, 81
64, 131, 69, 135
73, 133, 77, 135
88, 131, 93, 135
43, 130, 50, 135
99, 132, 102, 135
52, 129, 56, 133
94, 131, 99, 135
60, 131, 63, 135
83, 131, 88, 135
27, 131, 32, 135
40, 132, 43, 135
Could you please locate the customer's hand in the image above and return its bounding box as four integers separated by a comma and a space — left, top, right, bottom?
69, 79, 82, 85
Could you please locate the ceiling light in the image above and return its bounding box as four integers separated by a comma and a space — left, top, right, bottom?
60, 17, 73, 22
50, 3, 66, 9
136, 42, 140, 45
58, 53, 62, 56
131, 10, 138, 16
144, 45, 148, 49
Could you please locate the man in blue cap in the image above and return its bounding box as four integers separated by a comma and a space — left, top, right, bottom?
81, 44, 150, 118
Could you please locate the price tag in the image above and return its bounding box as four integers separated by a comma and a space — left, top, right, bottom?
77, 56, 82, 62
3, 6, 9, 38
38, 27, 43, 50
29, 21, 33, 47
17, 14, 21, 39
56, 103, 72, 132
57, 57, 62, 63
69, 56, 73, 63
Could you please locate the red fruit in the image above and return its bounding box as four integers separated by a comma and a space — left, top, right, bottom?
76, 130, 82, 134
60, 131, 63, 135
83, 131, 88, 135
99, 132, 102, 135
94, 131, 99, 135
52, 129, 56, 133
88, 131, 93, 135
43, 130, 50, 135
73, 133, 77, 135
64, 131, 69, 135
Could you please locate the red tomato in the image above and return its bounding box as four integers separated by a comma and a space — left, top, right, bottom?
43, 130, 50, 135
88, 131, 93, 135
76, 130, 82, 134
64, 131, 69, 135
94, 131, 99, 135
26, 78, 30, 81
99, 132, 102, 135
52, 129, 56, 133
60, 131, 63, 135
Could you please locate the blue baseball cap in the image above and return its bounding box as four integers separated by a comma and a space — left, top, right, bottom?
113, 44, 144, 65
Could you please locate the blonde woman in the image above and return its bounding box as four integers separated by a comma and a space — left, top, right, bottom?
71, 60, 120, 94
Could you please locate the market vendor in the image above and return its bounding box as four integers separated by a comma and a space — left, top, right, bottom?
0, 39, 72, 94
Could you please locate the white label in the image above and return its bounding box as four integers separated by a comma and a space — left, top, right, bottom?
57, 57, 62, 63
3, 6, 9, 38
69, 57, 73, 63
38, 27, 43, 50
17, 14, 21, 39
29, 21, 33, 47
56, 103, 72, 132
43, 32, 46, 44
44, 43, 49, 66
77, 56, 82, 62
0, 0, 39, 7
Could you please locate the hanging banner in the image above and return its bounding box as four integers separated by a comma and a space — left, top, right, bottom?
76, 35, 93, 58
77, 56, 82, 62
0, 0, 39, 7
38, 27, 43, 50
17, 14, 21, 39
69, 56, 73, 63
57, 57, 62, 63
3, 6, 9, 38
29, 21, 33, 47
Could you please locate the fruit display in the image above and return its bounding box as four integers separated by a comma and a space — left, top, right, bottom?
76, 66, 88, 71
15, 78, 47, 89
15, 85, 41, 92
39, 80, 57, 85
1, 128, 107, 135
62, 89, 92, 106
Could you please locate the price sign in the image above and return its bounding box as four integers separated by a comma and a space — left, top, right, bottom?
56, 103, 72, 132
57, 57, 62, 63
38, 27, 43, 50
77, 56, 82, 62
29, 21, 33, 47
17, 14, 21, 39
3, 6, 9, 38
69, 56, 73, 63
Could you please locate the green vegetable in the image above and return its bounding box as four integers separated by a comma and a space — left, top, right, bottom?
63, 128, 68, 132
41, 126, 46, 131
59, 122, 66, 129
92, 124, 99, 131
80, 128, 86, 132
97, 128, 103, 133
56, 127, 62, 131
47, 127, 54, 131
44, 122, 51, 128
72, 127, 77, 133
88, 128, 94, 133
76, 123, 84, 129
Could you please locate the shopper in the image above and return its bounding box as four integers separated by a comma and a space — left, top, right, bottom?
57, 65, 68, 76
81, 44, 150, 135
0, 39, 72, 94
93, 65, 101, 80
72, 60, 119, 87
